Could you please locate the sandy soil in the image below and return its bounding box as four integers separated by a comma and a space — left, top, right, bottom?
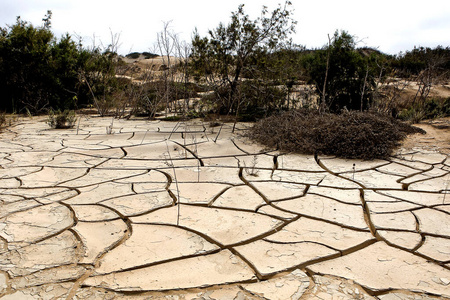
402, 117, 450, 155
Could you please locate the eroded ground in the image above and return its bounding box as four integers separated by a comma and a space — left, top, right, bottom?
0, 116, 449, 299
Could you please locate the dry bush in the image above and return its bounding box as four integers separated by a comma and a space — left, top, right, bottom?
249, 109, 425, 159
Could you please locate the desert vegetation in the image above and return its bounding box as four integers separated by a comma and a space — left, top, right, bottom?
0, 4, 448, 158
249, 109, 425, 159
47, 109, 76, 129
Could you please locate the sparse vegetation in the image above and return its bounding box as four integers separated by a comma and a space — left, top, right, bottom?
0, 4, 448, 159
249, 109, 425, 159
244, 155, 260, 177
398, 97, 450, 123
47, 109, 76, 129
191, 1, 296, 121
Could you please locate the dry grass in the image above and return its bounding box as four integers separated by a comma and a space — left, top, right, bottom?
248, 109, 425, 159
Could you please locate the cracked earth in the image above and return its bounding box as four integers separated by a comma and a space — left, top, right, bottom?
0, 116, 449, 300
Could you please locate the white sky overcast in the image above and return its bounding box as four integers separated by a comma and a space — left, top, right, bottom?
1, 0, 449, 55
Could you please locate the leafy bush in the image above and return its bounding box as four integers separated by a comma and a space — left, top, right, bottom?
191, 1, 296, 115
47, 109, 76, 129
200, 81, 287, 120
249, 109, 425, 159
304, 31, 378, 112
399, 97, 450, 122
0, 15, 91, 114
391, 46, 450, 78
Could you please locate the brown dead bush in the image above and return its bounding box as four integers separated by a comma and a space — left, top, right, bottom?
248, 109, 425, 160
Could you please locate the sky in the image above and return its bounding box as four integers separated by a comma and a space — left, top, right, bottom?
1, 0, 449, 55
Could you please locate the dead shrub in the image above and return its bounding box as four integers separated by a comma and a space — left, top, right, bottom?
248, 109, 425, 159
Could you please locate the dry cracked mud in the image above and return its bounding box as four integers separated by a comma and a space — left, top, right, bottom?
0, 116, 449, 299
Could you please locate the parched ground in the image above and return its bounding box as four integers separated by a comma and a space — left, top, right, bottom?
0, 116, 449, 299
402, 117, 450, 155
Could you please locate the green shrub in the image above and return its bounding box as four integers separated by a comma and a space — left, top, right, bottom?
0, 15, 89, 114
399, 97, 450, 123
304, 31, 376, 112
249, 109, 425, 160
47, 109, 76, 129
199, 81, 287, 120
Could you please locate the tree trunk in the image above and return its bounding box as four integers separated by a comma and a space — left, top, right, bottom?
321, 34, 332, 113
360, 64, 369, 111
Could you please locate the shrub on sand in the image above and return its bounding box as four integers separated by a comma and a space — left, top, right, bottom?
47, 109, 77, 129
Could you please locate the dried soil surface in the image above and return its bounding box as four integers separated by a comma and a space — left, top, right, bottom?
0, 116, 449, 299
402, 117, 450, 155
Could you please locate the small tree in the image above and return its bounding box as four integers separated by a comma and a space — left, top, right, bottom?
156, 21, 176, 115
50, 33, 85, 109
0, 15, 54, 113
173, 36, 193, 115
305, 30, 377, 112
191, 1, 296, 118
411, 47, 449, 106
0, 12, 93, 114
155, 21, 194, 116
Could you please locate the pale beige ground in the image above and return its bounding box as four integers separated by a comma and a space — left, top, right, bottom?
402, 117, 450, 155
0, 116, 449, 299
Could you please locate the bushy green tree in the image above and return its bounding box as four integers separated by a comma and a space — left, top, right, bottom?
50, 34, 85, 109
305, 30, 379, 112
0, 12, 119, 114
191, 1, 296, 116
0, 15, 55, 113
392, 46, 450, 78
